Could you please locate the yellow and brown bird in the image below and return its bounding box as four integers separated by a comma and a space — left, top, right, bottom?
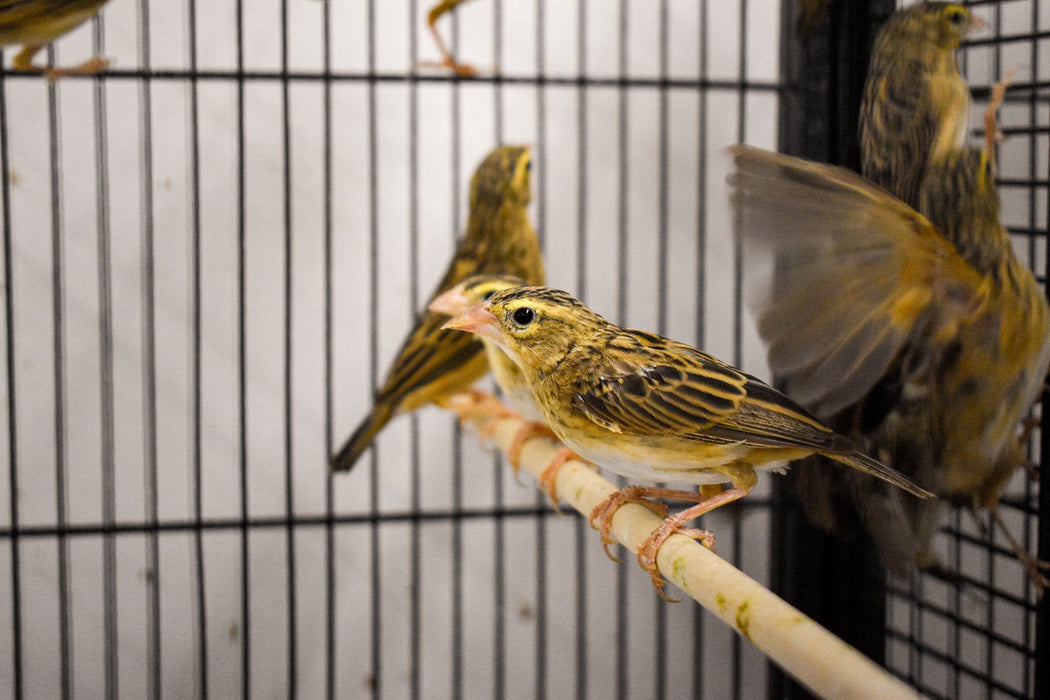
442, 286, 931, 597
331, 145, 544, 472
858, 2, 980, 212
731, 144, 1050, 586
0, 0, 111, 78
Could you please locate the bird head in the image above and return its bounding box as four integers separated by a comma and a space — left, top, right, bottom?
469, 145, 532, 209
896, 3, 982, 49
428, 274, 528, 316
442, 286, 604, 377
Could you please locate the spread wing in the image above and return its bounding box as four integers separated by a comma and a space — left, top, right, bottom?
729, 145, 986, 420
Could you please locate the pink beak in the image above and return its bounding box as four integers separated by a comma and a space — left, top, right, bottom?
441, 304, 502, 341
428, 286, 471, 315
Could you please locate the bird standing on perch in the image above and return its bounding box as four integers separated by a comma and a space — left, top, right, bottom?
0, 0, 111, 78
331, 145, 544, 473
443, 285, 932, 598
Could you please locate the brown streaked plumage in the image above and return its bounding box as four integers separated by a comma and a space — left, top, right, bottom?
443, 286, 931, 598
0, 0, 111, 77
332, 145, 544, 473
859, 2, 978, 212
731, 145, 1050, 587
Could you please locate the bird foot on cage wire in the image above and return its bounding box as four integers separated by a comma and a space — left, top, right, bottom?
414, 57, 492, 78
13, 45, 110, 80
984, 67, 1016, 174
536, 446, 585, 511
637, 514, 717, 602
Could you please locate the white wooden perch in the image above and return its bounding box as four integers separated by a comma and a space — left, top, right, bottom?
442, 392, 922, 700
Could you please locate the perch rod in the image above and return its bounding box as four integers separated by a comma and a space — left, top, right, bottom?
441, 392, 921, 700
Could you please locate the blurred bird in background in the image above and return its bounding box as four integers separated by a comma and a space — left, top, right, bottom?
443, 285, 931, 598
429, 273, 580, 491
731, 144, 1050, 588
331, 145, 544, 473
0, 0, 111, 78
858, 2, 980, 213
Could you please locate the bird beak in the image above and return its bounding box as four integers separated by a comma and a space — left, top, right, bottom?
968, 14, 987, 32
441, 304, 501, 341
428, 286, 471, 315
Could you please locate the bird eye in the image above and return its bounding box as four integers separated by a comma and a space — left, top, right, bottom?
525, 159, 532, 172
947, 9, 966, 25
512, 307, 536, 326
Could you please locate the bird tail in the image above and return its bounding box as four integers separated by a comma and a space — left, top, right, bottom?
826, 449, 933, 500
331, 402, 396, 472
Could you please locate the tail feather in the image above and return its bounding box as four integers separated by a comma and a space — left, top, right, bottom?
826, 449, 933, 499
331, 403, 396, 472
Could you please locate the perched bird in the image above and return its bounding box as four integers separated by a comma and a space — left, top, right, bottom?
858, 2, 980, 212
442, 286, 931, 598
0, 0, 111, 78
429, 273, 579, 497
331, 145, 544, 472
730, 145, 1050, 586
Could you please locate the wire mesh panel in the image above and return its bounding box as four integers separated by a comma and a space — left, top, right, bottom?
0, 0, 782, 698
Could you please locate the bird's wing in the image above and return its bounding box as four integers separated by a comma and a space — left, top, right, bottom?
572, 330, 843, 451
729, 145, 987, 419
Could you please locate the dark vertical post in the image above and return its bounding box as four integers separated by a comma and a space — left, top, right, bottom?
769, 1, 895, 697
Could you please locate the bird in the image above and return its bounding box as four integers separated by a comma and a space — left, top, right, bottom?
730, 144, 1050, 587
858, 2, 981, 213
0, 0, 111, 78
442, 285, 932, 598
429, 274, 581, 503
331, 145, 545, 472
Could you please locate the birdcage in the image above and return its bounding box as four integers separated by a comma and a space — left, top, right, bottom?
0, 0, 1045, 698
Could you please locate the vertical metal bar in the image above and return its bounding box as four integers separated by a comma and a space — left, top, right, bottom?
0, 62, 22, 700
574, 2, 588, 698
407, 2, 422, 699
491, 1, 507, 694
136, 1, 161, 696
320, 0, 335, 696
45, 58, 72, 700
366, 0, 381, 695
279, 2, 297, 696
185, 2, 209, 695
615, 1, 629, 697
1036, 0, 1050, 697
693, 0, 709, 695
655, 2, 670, 698
447, 10, 464, 700
534, 2, 548, 699
90, 14, 118, 698
235, 0, 251, 694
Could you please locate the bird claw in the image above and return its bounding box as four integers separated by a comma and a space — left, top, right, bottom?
537, 446, 578, 511
589, 486, 670, 561
637, 516, 717, 602
984, 68, 1016, 174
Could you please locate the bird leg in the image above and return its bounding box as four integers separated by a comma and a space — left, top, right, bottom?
984, 68, 1016, 176
987, 503, 1050, 594
536, 446, 587, 511
507, 420, 559, 472
416, 0, 491, 77
12, 44, 110, 80
590, 486, 701, 562
637, 485, 752, 601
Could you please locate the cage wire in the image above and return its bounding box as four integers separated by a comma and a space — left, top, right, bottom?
0, 0, 1043, 698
